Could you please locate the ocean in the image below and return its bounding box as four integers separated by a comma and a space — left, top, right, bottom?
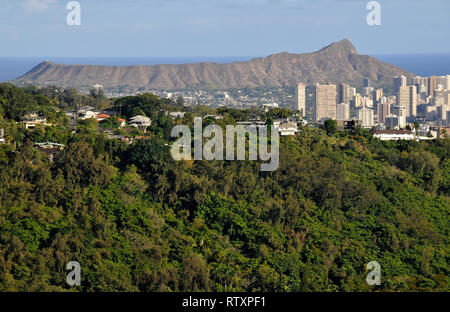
1, 54, 449, 83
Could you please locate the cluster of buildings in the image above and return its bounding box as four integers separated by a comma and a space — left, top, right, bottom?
236, 115, 300, 136
296, 74, 450, 139
147, 88, 290, 109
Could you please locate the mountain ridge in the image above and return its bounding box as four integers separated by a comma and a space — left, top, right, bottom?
13, 39, 414, 90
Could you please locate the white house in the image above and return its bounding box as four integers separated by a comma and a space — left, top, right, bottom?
277, 122, 299, 136
169, 112, 186, 119
129, 115, 152, 132
22, 113, 49, 129
372, 129, 415, 141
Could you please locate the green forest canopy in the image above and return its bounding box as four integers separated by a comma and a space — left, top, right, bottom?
0, 84, 448, 292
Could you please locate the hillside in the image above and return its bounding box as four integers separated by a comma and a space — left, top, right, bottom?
0, 88, 449, 292
13, 39, 413, 90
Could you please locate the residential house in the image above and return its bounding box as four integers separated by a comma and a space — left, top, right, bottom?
102, 110, 118, 117
129, 115, 152, 132
236, 120, 266, 132
277, 122, 299, 136
34, 142, 65, 162
22, 113, 48, 129
96, 113, 111, 122
169, 112, 186, 119
106, 135, 130, 144
78, 106, 99, 120
273, 118, 299, 136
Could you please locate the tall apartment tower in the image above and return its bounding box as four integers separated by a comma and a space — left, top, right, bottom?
313, 83, 337, 122
352, 93, 362, 108
372, 88, 383, 113
437, 75, 450, 91
296, 83, 306, 116
429, 76, 437, 97
378, 97, 391, 123
397, 85, 417, 117
363, 78, 371, 88
413, 76, 426, 95
393, 76, 407, 94
338, 83, 352, 104
337, 103, 350, 121
358, 107, 374, 127
372, 89, 383, 103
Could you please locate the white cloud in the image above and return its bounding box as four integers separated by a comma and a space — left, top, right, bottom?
23, 0, 57, 12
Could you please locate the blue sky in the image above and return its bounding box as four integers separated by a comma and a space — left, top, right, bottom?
0, 0, 449, 57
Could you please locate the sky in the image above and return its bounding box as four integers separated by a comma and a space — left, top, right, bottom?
0, 0, 449, 57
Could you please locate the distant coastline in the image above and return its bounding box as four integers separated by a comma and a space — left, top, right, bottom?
373, 53, 450, 77
1, 53, 449, 84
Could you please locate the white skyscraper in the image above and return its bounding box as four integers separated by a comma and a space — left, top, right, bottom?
358, 107, 374, 128
296, 83, 306, 116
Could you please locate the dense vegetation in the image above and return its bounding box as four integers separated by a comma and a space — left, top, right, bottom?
0, 84, 448, 292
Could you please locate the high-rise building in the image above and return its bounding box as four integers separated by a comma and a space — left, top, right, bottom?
352, 93, 362, 109
296, 83, 306, 116
336, 103, 350, 121
397, 85, 417, 117
428, 76, 437, 97
338, 83, 352, 104
372, 89, 383, 103
393, 75, 407, 94
378, 97, 391, 123
313, 83, 337, 122
391, 105, 407, 118
441, 90, 450, 105
385, 115, 407, 129
372, 88, 383, 113
358, 107, 374, 128
437, 104, 449, 122
362, 87, 374, 97
413, 76, 428, 96
362, 96, 374, 108
363, 78, 371, 88
437, 75, 450, 91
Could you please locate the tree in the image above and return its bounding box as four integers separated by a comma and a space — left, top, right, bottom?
90, 87, 104, 100
0, 83, 37, 120
56, 140, 115, 188
324, 119, 338, 136
176, 95, 185, 107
